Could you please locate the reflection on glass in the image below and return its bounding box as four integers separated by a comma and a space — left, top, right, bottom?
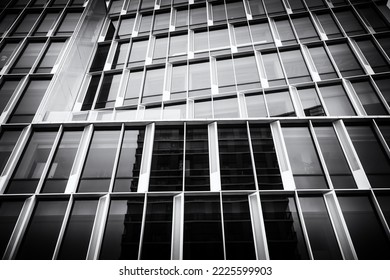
299, 196, 342, 259
57, 200, 98, 259
334, 9, 366, 36
375, 194, 390, 226
261, 195, 309, 259
99, 197, 144, 260
112, 42, 129, 69
0, 42, 20, 70
0, 79, 22, 115
280, 49, 311, 84
0, 130, 22, 174
218, 125, 256, 190
338, 195, 390, 259
315, 12, 343, 39
250, 124, 283, 190
33, 12, 59, 36
16, 200, 68, 259
355, 39, 390, 73
6, 131, 57, 194
0, 200, 24, 257
222, 195, 256, 260
35, 41, 65, 73
274, 19, 296, 45
10, 42, 45, 74
149, 127, 184, 191
262, 52, 286, 86
213, 97, 239, 118
308, 46, 338, 80
114, 129, 145, 192
319, 84, 356, 116
283, 127, 327, 189
56, 12, 81, 35
141, 196, 173, 260
78, 130, 121, 192
351, 80, 387, 115
234, 55, 261, 91
95, 73, 121, 109
297, 87, 325, 116
265, 90, 296, 117
291, 17, 319, 43
327, 43, 364, 77
245, 93, 267, 117
184, 195, 224, 260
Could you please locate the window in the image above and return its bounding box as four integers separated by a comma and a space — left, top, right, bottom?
226, 1, 247, 20
89, 44, 110, 72
288, 0, 306, 12
216, 58, 235, 93
283, 126, 328, 189
356, 4, 390, 32
142, 68, 165, 103
248, 0, 266, 18
78, 130, 121, 192
11, 12, 40, 36
124, 70, 142, 106
373, 76, 390, 107
10, 42, 45, 74
190, 5, 207, 26
149, 126, 184, 192
291, 16, 319, 43
209, 27, 230, 50
184, 195, 224, 260
261, 195, 309, 259
0, 129, 22, 174
261, 52, 286, 86
8, 78, 51, 123
6, 131, 57, 194
193, 30, 209, 52
299, 196, 342, 259
313, 125, 356, 189
218, 125, 256, 190
213, 96, 239, 118
139, 14, 153, 34
169, 34, 187, 56
113, 128, 145, 192
307, 45, 338, 80
234, 24, 251, 46
337, 195, 390, 259
327, 42, 364, 77
0, 41, 20, 70
306, 0, 327, 10
376, 33, 390, 58
250, 21, 274, 48
95, 73, 121, 109
99, 197, 144, 259
128, 40, 148, 65
175, 8, 188, 28
355, 38, 390, 73
346, 125, 390, 188
185, 125, 209, 191
274, 18, 297, 45
265, 89, 295, 117
41, 131, 82, 193
188, 61, 211, 97
33, 12, 60, 36
297, 87, 325, 116
153, 12, 170, 31
0, 13, 19, 36
81, 75, 100, 110
55, 12, 82, 35
212, 3, 227, 24
118, 17, 135, 38
350, 80, 387, 115
279, 49, 312, 84
0, 78, 22, 114
57, 200, 98, 259
263, 0, 286, 15
16, 200, 68, 259
152, 37, 168, 62
334, 9, 367, 36
314, 12, 343, 39
318, 84, 356, 116
35, 41, 65, 73
112, 41, 129, 69
50, 0, 68, 6
170, 64, 187, 98
249, 124, 283, 190
245, 93, 267, 117
233, 55, 261, 91
127, 0, 140, 12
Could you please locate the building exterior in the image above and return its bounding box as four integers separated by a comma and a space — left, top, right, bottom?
0, 0, 390, 260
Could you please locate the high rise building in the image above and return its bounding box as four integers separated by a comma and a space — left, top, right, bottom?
0, 0, 390, 260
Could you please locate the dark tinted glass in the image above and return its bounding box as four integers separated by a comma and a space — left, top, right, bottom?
350, 80, 387, 115
0, 200, 24, 256
90, 44, 110, 72
35, 41, 65, 73
10, 42, 45, 74
327, 43, 364, 77
0, 78, 21, 113
56, 12, 82, 35
0, 130, 22, 174
33, 12, 59, 35
297, 87, 325, 116
0, 42, 20, 70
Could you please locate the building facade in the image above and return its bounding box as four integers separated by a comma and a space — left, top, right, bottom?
0, 0, 390, 260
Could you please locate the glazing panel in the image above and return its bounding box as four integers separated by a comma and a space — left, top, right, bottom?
163, 103, 186, 119
226, 1, 246, 20
218, 125, 256, 190
78, 130, 121, 192
250, 22, 274, 47
11, 13, 40, 36
141, 196, 173, 260
307, 46, 338, 80
249, 124, 283, 190
0, 42, 20, 70
139, 14, 153, 33
118, 17, 135, 38
114, 129, 145, 192
128, 40, 148, 64
283, 127, 327, 189
355, 39, 390, 73
248, 0, 266, 17
153, 37, 168, 61
56, 12, 82, 35
212, 3, 226, 23
291, 17, 319, 43
90, 44, 110, 72
184, 195, 224, 260
190, 5, 207, 26
171, 64, 187, 97
0, 200, 24, 257
57, 200, 98, 259
10, 42, 45, 74
350, 80, 387, 115
33, 12, 59, 36
0, 13, 19, 36
194, 99, 212, 118
99, 197, 144, 260
81, 75, 100, 110
234, 24, 251, 46
222, 195, 256, 260
149, 127, 184, 192
175, 9, 188, 28
124, 71, 142, 106
245, 93, 267, 118
16, 200, 68, 259
194, 31, 209, 52
265, 90, 295, 117
375, 194, 390, 226
40, 131, 82, 193
327, 43, 365, 77
373, 76, 390, 107
299, 196, 342, 260
297, 87, 325, 116
0, 79, 22, 114
169, 35, 187, 56
346, 125, 390, 188
216, 58, 235, 93
319, 84, 356, 116
153, 13, 170, 31
261, 195, 309, 259
35, 41, 65, 73
279, 49, 311, 84
209, 28, 230, 50
338, 195, 390, 259
189, 62, 211, 96
95, 73, 121, 109
334, 9, 367, 36
0, 130, 22, 174
288, 0, 306, 12
213, 97, 239, 118
142, 68, 164, 103
113, 42, 129, 69
263, 0, 286, 15
234, 55, 261, 91
274, 19, 297, 45
262, 52, 285, 87
315, 13, 343, 39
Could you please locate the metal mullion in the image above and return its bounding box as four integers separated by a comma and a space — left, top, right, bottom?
370, 189, 390, 239
182, 123, 186, 192
29, 38, 52, 74
137, 192, 148, 260
107, 123, 125, 193
349, 2, 375, 34
369, 75, 390, 115
348, 37, 374, 74
261, 88, 272, 117
372, 119, 390, 160
90, 72, 105, 110
322, 41, 343, 79
34, 125, 64, 194
329, 8, 350, 38
246, 121, 260, 191
46, 6, 68, 37
288, 85, 305, 117
313, 82, 331, 116
52, 194, 74, 259
219, 191, 227, 260
171, 193, 184, 259
294, 191, 314, 260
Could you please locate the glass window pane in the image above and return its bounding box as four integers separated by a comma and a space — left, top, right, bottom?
279, 49, 311, 84
175, 8, 188, 28
0, 130, 22, 174
327, 42, 365, 77
56, 12, 82, 35
139, 14, 152, 33
297, 87, 325, 116
185, 125, 209, 191
0, 42, 20, 71
141, 196, 173, 260
245, 93, 267, 117
11, 13, 40, 36
355, 39, 390, 73
299, 196, 342, 260
10, 42, 45, 74
78, 130, 121, 192
189, 61, 211, 97
374, 76, 390, 107
350, 80, 387, 115
338, 195, 390, 259
81, 75, 100, 111
216, 58, 235, 93
222, 194, 256, 260
149, 127, 184, 192
142, 68, 164, 103
314, 126, 356, 189
319, 84, 356, 116
218, 125, 256, 190
307, 46, 338, 80
248, 0, 266, 17
35, 41, 65, 73
57, 200, 98, 260
171, 64, 187, 97
274, 19, 297, 45
263, 0, 286, 15
9, 79, 51, 123
234, 24, 251, 46
283, 127, 327, 189
0, 13, 19, 36
169, 35, 187, 56
128, 40, 148, 65
291, 16, 319, 43
212, 3, 226, 23
124, 70, 142, 106
184, 195, 224, 260
250, 124, 283, 190
118, 17, 135, 38
33, 12, 59, 36
356, 4, 390, 32
112, 42, 129, 69
375, 194, 390, 227
41, 131, 82, 193
90, 44, 110, 72
0, 200, 25, 257
250, 22, 274, 48
315, 12, 343, 39
334, 9, 367, 36
234, 55, 261, 91
6, 131, 57, 194
213, 97, 239, 118
194, 30, 209, 52
190, 5, 207, 26
376, 34, 390, 59
226, 1, 246, 20
0, 78, 22, 114
153, 12, 170, 31
265, 90, 295, 117
99, 197, 144, 260
209, 28, 230, 50
262, 52, 286, 87
261, 195, 309, 259
194, 99, 212, 118
113, 129, 145, 192
95, 73, 121, 109
346, 125, 390, 188
16, 200, 68, 259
